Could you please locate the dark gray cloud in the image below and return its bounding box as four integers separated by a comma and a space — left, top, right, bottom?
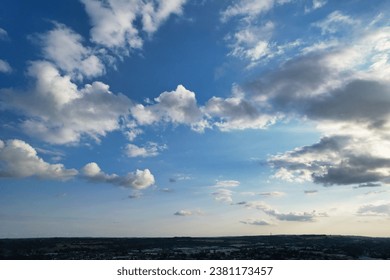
304, 190, 318, 195
357, 203, 390, 216
355, 182, 382, 188
270, 136, 390, 186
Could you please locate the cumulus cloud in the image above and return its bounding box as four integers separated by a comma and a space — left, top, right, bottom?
269, 136, 390, 185
81, 0, 187, 52
0, 139, 77, 180
82, 162, 155, 189
204, 92, 278, 131
37, 23, 105, 79
242, 24, 390, 186
131, 84, 203, 127
125, 142, 167, 158
0, 59, 12, 73
241, 201, 327, 222
2, 61, 131, 144
212, 188, 234, 203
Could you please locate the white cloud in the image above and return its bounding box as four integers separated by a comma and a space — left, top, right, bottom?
125, 142, 167, 158
313, 11, 357, 34
141, 0, 186, 34
0, 59, 12, 73
305, 0, 327, 13
225, 21, 274, 64
213, 180, 240, 188
131, 84, 203, 126
0, 139, 77, 180
81, 0, 187, 52
2, 61, 131, 145
38, 23, 105, 79
0, 27, 8, 40
82, 162, 155, 189
242, 201, 327, 222
258, 191, 285, 197
212, 188, 234, 203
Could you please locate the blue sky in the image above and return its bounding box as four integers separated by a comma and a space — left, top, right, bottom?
1, 0, 390, 238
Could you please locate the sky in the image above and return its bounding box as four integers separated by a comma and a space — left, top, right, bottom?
0, 0, 390, 238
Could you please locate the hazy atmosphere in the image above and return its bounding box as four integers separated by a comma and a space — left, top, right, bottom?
1, 0, 390, 238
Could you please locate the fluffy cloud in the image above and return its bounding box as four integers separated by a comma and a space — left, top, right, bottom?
37, 24, 105, 79
82, 162, 155, 189
131, 84, 203, 126
125, 142, 167, 158
204, 93, 277, 131
269, 136, 390, 185
2, 61, 131, 144
81, 0, 186, 52
0, 139, 77, 180
0, 59, 12, 73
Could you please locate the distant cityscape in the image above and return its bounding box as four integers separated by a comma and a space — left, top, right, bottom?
1, 235, 390, 260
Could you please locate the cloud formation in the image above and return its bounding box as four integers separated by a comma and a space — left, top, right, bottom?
244, 24, 390, 186
125, 142, 167, 158
37, 23, 105, 80
174, 209, 203, 216
241, 201, 327, 222
212, 188, 234, 203
0, 139, 77, 180
240, 219, 274, 226
131, 85, 203, 127
213, 180, 240, 188
0, 59, 12, 73
357, 202, 390, 217
82, 162, 155, 189
81, 0, 186, 52
2, 61, 132, 144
